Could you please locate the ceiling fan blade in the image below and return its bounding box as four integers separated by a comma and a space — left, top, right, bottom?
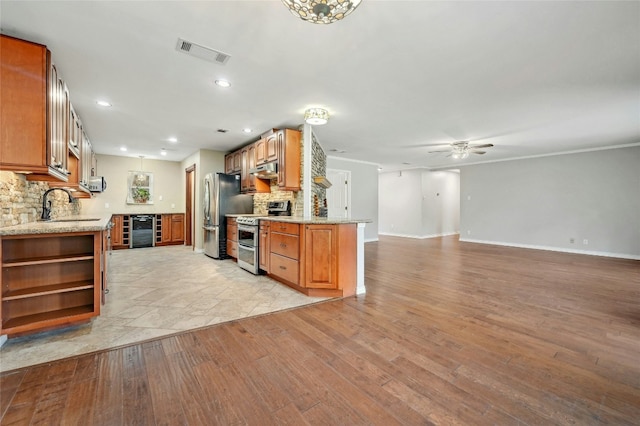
471, 151, 487, 155
428, 150, 451, 153
470, 143, 494, 149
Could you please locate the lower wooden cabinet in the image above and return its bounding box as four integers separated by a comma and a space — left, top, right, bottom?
110, 214, 130, 249
259, 221, 270, 272
0, 231, 102, 336
156, 214, 184, 246
226, 218, 238, 259
266, 221, 357, 297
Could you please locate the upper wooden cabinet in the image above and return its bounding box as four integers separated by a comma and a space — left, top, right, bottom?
225, 128, 300, 193
49, 104, 92, 198
0, 35, 69, 182
225, 151, 241, 174
277, 129, 301, 191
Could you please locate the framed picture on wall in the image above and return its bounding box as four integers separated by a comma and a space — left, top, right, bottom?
127, 171, 154, 204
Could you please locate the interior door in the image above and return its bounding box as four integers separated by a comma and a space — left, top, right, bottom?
326, 169, 351, 218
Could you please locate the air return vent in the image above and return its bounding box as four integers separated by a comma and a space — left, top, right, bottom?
175, 38, 231, 65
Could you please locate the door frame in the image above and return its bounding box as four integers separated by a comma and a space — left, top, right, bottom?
185, 164, 196, 248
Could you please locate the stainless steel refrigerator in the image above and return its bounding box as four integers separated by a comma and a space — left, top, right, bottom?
203, 173, 253, 258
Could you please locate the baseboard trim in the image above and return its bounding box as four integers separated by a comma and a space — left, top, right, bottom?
364, 237, 379, 243
459, 238, 640, 260
0, 334, 7, 348
379, 232, 460, 240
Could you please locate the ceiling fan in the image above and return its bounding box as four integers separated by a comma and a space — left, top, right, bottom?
428, 141, 494, 159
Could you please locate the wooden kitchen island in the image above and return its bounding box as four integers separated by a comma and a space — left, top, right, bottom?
258, 217, 369, 298
0, 215, 112, 337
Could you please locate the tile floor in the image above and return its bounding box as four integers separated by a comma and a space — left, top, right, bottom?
0, 245, 329, 372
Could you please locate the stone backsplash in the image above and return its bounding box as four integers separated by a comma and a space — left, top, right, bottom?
0, 171, 82, 227
253, 182, 303, 216
311, 132, 327, 217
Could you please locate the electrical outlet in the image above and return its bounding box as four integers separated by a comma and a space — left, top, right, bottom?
159, 195, 163, 201
171, 203, 175, 209
104, 202, 109, 209
467, 230, 471, 236
583, 239, 588, 245
570, 238, 575, 244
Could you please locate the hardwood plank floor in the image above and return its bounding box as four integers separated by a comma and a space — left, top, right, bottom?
1, 236, 639, 425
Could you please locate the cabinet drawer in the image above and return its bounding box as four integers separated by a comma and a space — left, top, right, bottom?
270, 253, 299, 285
270, 222, 299, 236
270, 232, 299, 260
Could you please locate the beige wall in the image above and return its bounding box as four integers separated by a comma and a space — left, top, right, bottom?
180, 149, 226, 250
81, 154, 184, 216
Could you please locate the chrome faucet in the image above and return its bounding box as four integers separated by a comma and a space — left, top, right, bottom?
41, 188, 74, 221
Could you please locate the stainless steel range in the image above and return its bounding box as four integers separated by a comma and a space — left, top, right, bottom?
236, 200, 291, 274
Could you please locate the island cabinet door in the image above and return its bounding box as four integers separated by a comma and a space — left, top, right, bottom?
303, 224, 338, 289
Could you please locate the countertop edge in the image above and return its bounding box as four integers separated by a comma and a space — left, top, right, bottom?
0, 214, 113, 236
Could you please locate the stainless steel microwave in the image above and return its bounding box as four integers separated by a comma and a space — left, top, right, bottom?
88, 176, 107, 192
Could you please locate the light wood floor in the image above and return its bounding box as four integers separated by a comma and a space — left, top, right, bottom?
2, 236, 639, 425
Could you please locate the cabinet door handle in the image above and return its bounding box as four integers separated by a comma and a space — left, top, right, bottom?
280, 242, 287, 248
279, 265, 287, 270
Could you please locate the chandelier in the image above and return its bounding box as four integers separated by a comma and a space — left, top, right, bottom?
281, 0, 362, 24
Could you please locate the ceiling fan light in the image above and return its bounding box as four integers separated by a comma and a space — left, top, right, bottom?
304, 108, 329, 125
281, 0, 362, 24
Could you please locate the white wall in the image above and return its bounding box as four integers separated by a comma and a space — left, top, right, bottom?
460, 146, 640, 258
81, 154, 183, 216
327, 157, 379, 242
379, 169, 460, 238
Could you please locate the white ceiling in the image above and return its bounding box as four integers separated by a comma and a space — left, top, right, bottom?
2, 1, 639, 170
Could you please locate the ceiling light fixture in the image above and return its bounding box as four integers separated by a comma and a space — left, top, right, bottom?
281, 0, 362, 24
160, 149, 167, 156
120, 146, 127, 152
243, 128, 252, 133
168, 137, 178, 143
451, 147, 470, 160
96, 100, 112, 107
215, 79, 231, 88
304, 108, 329, 125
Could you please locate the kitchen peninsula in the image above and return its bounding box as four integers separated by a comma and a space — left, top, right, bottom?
232, 215, 369, 298
0, 214, 112, 337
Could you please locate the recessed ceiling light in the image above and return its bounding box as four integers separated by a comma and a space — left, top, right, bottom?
160, 149, 167, 156
168, 137, 178, 143
120, 146, 127, 152
243, 128, 252, 133
96, 100, 112, 107
215, 79, 231, 88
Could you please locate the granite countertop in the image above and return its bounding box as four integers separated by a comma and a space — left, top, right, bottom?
260, 216, 371, 225
0, 214, 113, 236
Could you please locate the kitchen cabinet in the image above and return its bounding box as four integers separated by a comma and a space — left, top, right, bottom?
303, 224, 338, 289
49, 105, 92, 197
0, 232, 102, 336
266, 220, 357, 297
110, 215, 125, 248
80, 129, 94, 189
259, 221, 270, 273
269, 222, 300, 286
225, 151, 241, 174
276, 129, 301, 191
226, 218, 238, 258
157, 214, 184, 246
255, 138, 267, 165
0, 35, 69, 182
240, 143, 269, 194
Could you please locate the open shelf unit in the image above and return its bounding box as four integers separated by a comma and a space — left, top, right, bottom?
1, 232, 101, 336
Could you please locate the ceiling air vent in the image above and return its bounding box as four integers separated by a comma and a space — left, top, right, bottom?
175, 38, 231, 65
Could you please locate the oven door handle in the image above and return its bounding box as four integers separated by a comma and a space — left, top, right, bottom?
238, 225, 258, 233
